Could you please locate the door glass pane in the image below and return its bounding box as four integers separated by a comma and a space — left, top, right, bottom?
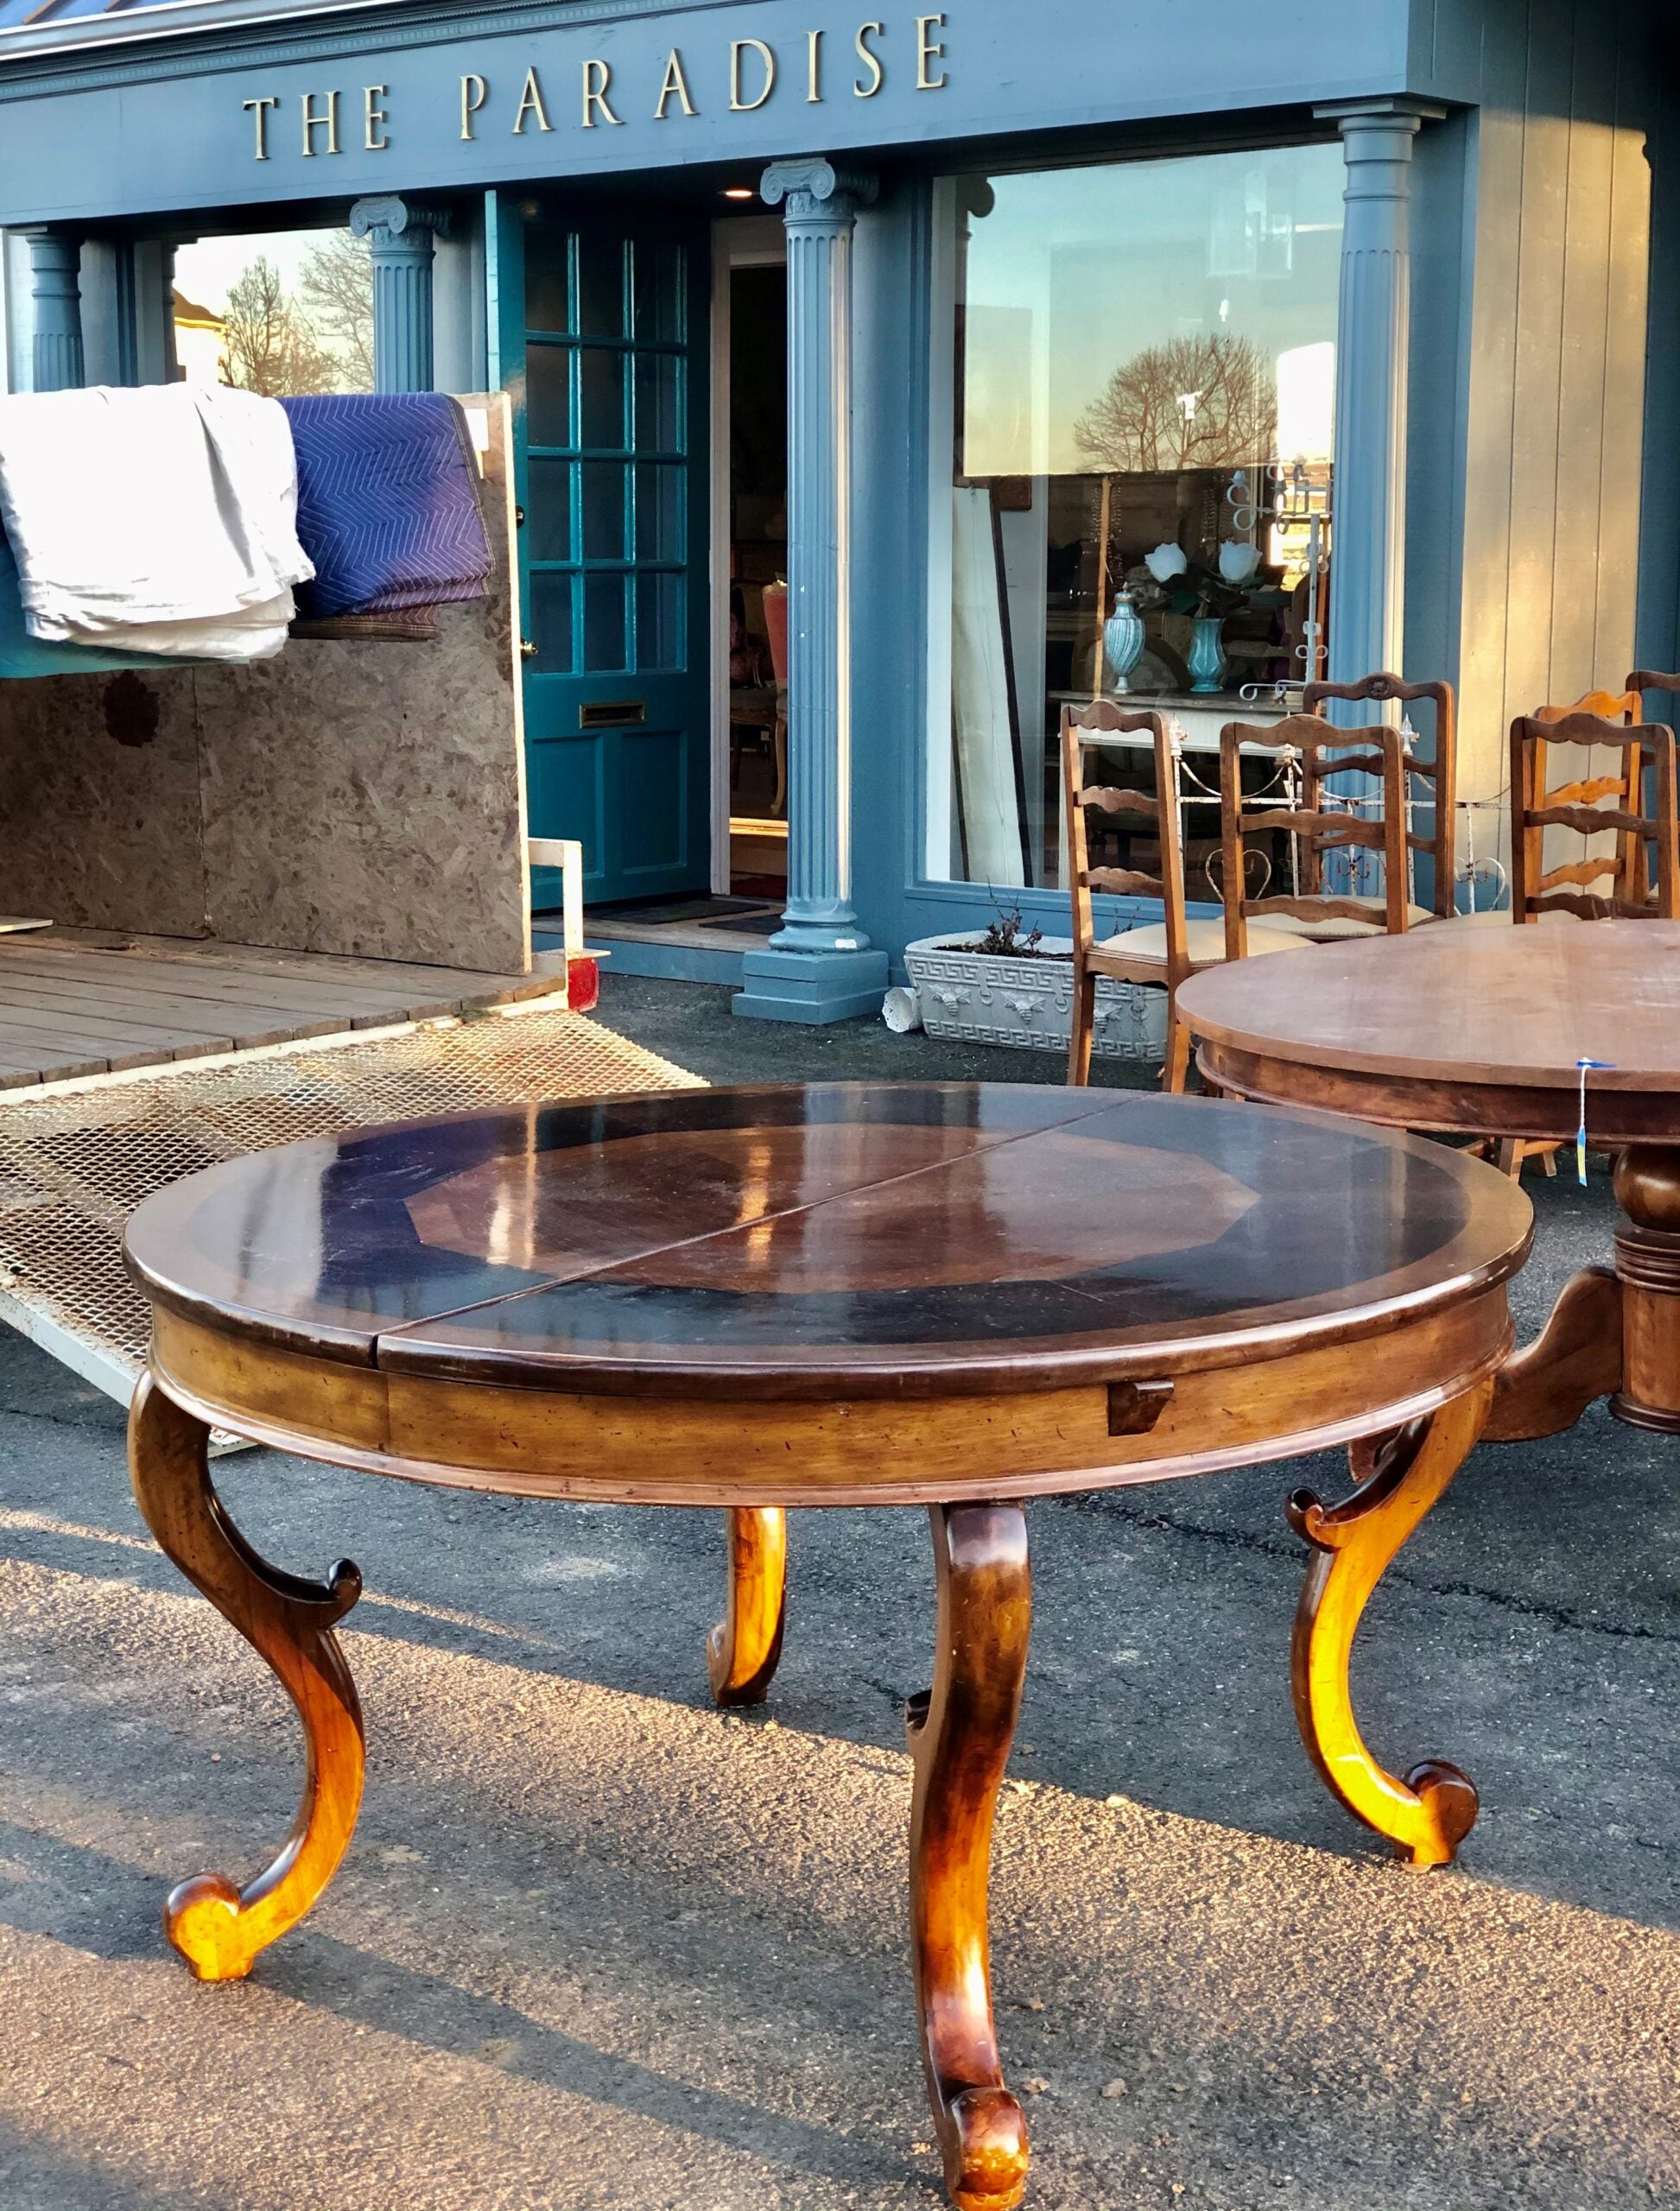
525, 231, 570, 334
634, 353, 682, 452
583, 573, 627, 671
525, 458, 574, 561
526, 345, 572, 449
529, 571, 574, 672
636, 571, 682, 671
580, 348, 627, 449
578, 236, 628, 338
635, 462, 682, 561
633, 242, 683, 343
582, 461, 627, 561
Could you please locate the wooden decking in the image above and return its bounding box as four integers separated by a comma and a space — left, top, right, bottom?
0, 928, 564, 1089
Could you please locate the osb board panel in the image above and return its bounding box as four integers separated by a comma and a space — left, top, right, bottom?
0, 394, 529, 976
0, 665, 207, 938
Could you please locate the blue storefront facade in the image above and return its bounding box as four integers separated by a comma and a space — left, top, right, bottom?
0, 0, 1677, 1020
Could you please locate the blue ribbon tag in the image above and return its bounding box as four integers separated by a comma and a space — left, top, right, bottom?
1577, 1060, 1617, 1185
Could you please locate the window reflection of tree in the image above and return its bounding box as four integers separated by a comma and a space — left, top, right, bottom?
1075, 334, 1278, 475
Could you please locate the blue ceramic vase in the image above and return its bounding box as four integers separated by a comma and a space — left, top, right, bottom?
1102, 594, 1145, 695
1188, 615, 1228, 696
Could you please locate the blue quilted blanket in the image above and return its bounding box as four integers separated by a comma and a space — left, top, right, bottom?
282, 395, 492, 621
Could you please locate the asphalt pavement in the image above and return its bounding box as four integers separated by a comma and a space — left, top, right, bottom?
0, 974, 1674, 2210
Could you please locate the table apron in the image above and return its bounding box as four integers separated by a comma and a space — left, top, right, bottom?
148, 1297, 1514, 1508
1199, 1045, 1678, 1145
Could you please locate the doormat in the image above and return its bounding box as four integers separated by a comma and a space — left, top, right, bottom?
0, 1000, 704, 1414
695, 908, 783, 937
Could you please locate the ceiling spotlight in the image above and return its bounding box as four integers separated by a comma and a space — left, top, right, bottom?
723, 187, 755, 201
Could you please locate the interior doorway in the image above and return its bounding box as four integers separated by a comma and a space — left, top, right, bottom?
714, 219, 789, 910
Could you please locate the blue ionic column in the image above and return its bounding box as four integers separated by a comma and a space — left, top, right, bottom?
734, 159, 890, 1025
1314, 100, 1442, 700
349, 196, 447, 394
19, 230, 85, 393
159, 241, 181, 383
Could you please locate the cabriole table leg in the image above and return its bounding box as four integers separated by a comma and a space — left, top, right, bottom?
906, 1503, 1032, 2211
128, 1372, 366, 1981
1611, 1147, 1680, 1434
1288, 1382, 1493, 1869
707, 1507, 788, 1707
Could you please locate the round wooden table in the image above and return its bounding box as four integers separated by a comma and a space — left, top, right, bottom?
123, 1083, 1530, 2211
1180, 922, 1680, 1441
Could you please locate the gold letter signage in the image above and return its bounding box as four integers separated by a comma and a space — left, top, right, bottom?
245, 15, 950, 160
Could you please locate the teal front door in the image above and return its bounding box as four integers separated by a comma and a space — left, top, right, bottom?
511, 207, 711, 909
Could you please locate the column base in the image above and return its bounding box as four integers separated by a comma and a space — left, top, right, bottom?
732, 946, 890, 1026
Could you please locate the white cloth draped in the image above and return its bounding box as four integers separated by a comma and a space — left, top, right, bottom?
0, 383, 314, 662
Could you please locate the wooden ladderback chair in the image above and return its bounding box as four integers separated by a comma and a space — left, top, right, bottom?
1062, 703, 1318, 1091
1218, 715, 1411, 960
1510, 710, 1679, 922
1063, 703, 1190, 1090
1303, 672, 1457, 919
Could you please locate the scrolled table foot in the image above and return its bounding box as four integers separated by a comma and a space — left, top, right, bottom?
1287, 1383, 1493, 1869
128, 1372, 366, 1980
707, 1507, 787, 1707
908, 1503, 1032, 2211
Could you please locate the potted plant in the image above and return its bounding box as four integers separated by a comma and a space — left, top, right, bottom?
897, 899, 1170, 1061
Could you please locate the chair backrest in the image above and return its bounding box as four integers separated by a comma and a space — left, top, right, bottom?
1219, 713, 1411, 960
1509, 710, 1679, 921
1061, 702, 1187, 980
1537, 687, 1641, 727
1303, 671, 1457, 918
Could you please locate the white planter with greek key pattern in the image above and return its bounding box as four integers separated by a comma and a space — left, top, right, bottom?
899, 934, 1169, 1061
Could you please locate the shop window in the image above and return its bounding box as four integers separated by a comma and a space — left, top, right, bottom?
928, 146, 1343, 893
173, 228, 373, 396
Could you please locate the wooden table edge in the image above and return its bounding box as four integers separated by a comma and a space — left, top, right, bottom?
146, 1297, 1516, 1510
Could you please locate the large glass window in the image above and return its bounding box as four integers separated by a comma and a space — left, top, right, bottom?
929, 145, 1344, 889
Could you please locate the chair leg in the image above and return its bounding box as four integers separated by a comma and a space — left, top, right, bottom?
1163, 1017, 1192, 1095
1067, 968, 1096, 1087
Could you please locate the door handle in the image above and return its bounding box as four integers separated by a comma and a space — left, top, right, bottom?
520, 639, 538, 660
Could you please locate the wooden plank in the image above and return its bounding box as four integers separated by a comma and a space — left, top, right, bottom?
1547, 26, 1616, 702
1594, 16, 1656, 686
0, 944, 550, 1023
32, 928, 540, 998
0, 979, 244, 1047
1456, 36, 1527, 804
0, 1009, 220, 1063
0, 948, 424, 1022
1502, 3, 1573, 737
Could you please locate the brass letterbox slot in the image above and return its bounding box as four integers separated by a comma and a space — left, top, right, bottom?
580, 700, 647, 730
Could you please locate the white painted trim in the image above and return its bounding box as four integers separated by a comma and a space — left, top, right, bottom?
525, 838, 584, 961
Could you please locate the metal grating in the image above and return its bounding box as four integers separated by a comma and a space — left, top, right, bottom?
0, 1002, 704, 1403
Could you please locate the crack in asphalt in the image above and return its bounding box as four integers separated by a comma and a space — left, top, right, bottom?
1052, 1493, 1680, 1650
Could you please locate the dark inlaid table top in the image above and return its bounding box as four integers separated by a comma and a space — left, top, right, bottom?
1178, 922, 1680, 1095
124, 1083, 1531, 1401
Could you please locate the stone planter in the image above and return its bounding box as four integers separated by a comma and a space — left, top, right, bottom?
898, 932, 1170, 1061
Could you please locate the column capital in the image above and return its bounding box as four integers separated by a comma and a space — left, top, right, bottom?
760, 160, 878, 222
1313, 98, 1448, 130
350, 196, 451, 250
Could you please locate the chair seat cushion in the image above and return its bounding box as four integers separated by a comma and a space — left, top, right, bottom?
1097, 918, 1319, 968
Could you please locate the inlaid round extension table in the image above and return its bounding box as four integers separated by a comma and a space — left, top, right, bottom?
122, 1083, 1530, 2211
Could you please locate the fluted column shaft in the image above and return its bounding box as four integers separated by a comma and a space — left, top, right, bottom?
350, 196, 447, 394
1316, 102, 1439, 702
762, 160, 878, 954
20, 230, 85, 393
